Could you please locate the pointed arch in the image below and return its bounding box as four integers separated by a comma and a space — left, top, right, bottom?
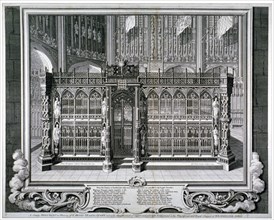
173, 90, 186, 117
200, 90, 212, 117
61, 90, 74, 115
89, 90, 102, 116
75, 90, 88, 115
160, 90, 172, 115
147, 91, 159, 117
187, 90, 199, 116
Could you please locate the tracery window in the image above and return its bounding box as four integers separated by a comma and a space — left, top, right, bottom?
147, 91, 159, 118
75, 91, 88, 115
173, 91, 186, 118
187, 91, 199, 117
160, 91, 172, 115
89, 91, 101, 115
62, 91, 74, 115
200, 91, 212, 118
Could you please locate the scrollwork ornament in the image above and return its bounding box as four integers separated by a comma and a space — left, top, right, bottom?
9, 150, 265, 214
128, 176, 147, 187
9, 149, 90, 212
181, 152, 265, 213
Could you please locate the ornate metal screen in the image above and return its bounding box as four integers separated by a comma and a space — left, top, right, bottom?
146, 89, 214, 156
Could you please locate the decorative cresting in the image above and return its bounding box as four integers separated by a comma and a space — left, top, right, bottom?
9, 150, 265, 214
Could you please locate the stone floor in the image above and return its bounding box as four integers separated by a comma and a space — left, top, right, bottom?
30, 128, 244, 183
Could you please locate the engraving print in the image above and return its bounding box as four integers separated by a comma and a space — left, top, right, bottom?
4, 3, 271, 219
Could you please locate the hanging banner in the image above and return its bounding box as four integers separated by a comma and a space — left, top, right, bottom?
217, 16, 233, 39
176, 16, 192, 36
125, 16, 136, 33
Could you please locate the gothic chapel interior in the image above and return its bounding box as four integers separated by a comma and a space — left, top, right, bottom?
30, 14, 245, 172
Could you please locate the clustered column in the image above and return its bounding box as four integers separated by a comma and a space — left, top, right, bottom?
38, 71, 54, 171
217, 72, 236, 171
132, 86, 143, 172
102, 87, 113, 172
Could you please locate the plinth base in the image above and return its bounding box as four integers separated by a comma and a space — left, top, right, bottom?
102, 160, 113, 173
217, 152, 236, 171
38, 154, 54, 171
132, 161, 143, 172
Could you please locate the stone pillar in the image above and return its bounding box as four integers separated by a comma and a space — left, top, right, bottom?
196, 16, 203, 72
217, 73, 236, 171
38, 71, 54, 171
132, 86, 143, 172
106, 16, 116, 65
57, 16, 66, 72
102, 87, 113, 172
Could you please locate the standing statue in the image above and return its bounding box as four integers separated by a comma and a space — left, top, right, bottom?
101, 98, 107, 119
101, 126, 107, 155
213, 125, 219, 155
140, 125, 147, 156
74, 21, 79, 36
54, 97, 61, 120
53, 122, 61, 150
88, 26, 92, 39
212, 96, 219, 121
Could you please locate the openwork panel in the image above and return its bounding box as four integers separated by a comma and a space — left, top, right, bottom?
187, 125, 200, 155
89, 126, 101, 154
159, 124, 172, 155
147, 123, 159, 155
75, 91, 88, 117
200, 91, 212, 120
203, 15, 239, 63
75, 124, 89, 155
187, 91, 199, 119
173, 124, 187, 155
173, 91, 186, 119
89, 91, 101, 117
200, 125, 213, 155
61, 91, 74, 117
147, 91, 159, 120
160, 91, 172, 119
61, 125, 75, 155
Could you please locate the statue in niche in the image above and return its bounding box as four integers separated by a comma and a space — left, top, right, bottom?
53, 122, 61, 154
140, 125, 147, 156
93, 28, 96, 41
213, 125, 219, 155
212, 96, 219, 121
88, 26, 92, 39
74, 21, 79, 36
97, 31, 102, 43
101, 125, 107, 155
101, 98, 107, 119
54, 97, 61, 120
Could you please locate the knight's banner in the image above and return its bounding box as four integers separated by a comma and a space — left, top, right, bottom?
125, 16, 136, 33
176, 16, 192, 36
217, 16, 233, 39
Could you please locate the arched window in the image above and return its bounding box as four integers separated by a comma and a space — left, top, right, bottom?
75, 91, 88, 114
173, 91, 186, 118
89, 91, 101, 115
147, 91, 159, 117
200, 91, 212, 117
187, 91, 199, 116
62, 91, 74, 115
160, 91, 172, 115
